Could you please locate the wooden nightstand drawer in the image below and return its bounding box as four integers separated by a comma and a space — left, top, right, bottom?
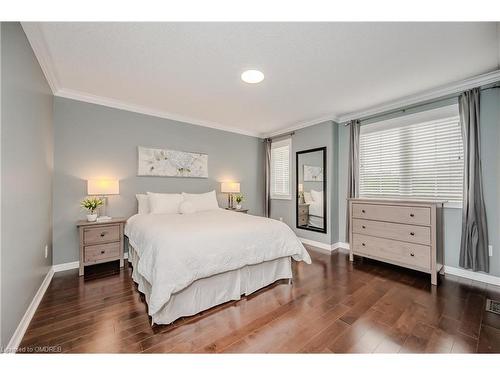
84, 242, 121, 264
298, 206, 309, 216
77, 217, 126, 276
298, 215, 308, 226
83, 224, 120, 245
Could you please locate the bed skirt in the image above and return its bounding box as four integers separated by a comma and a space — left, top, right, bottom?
127, 245, 293, 325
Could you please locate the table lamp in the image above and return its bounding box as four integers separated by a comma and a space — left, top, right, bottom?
221, 182, 240, 209
87, 179, 119, 219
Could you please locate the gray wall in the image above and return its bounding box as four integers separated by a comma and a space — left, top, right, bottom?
1, 22, 54, 348
337, 90, 500, 277
270, 121, 339, 245
53, 97, 264, 265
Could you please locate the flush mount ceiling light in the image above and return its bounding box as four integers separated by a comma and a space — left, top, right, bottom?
241, 70, 265, 84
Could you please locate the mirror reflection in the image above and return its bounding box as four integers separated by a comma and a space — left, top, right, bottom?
296, 147, 327, 233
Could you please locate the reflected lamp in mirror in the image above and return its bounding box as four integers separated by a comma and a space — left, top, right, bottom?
221, 182, 240, 209
87, 179, 119, 219
298, 183, 304, 204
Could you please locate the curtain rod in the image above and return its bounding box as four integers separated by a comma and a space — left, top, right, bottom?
344, 84, 500, 126
265, 131, 295, 141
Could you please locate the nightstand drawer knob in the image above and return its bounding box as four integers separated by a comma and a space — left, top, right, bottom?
362, 225, 366, 229
100, 250, 105, 254
410, 252, 415, 257
362, 243, 366, 247
100, 232, 107, 237
410, 213, 415, 217
410, 232, 415, 236
361, 209, 366, 213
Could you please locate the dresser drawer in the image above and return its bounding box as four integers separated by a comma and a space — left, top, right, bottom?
352, 203, 430, 226
84, 242, 121, 263
352, 218, 430, 245
83, 224, 120, 245
352, 233, 431, 270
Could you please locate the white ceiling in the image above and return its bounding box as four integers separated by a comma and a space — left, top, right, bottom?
25, 22, 499, 137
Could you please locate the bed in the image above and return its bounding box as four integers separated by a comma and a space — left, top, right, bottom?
124, 208, 311, 325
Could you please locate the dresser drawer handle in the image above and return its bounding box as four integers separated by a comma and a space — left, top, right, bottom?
100, 250, 105, 254
100, 231, 107, 237
362, 243, 366, 247
410, 232, 415, 236
410, 252, 415, 257
409, 213, 415, 217
362, 225, 366, 229
361, 209, 366, 213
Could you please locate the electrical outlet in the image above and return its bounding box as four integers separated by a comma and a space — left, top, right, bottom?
489, 245, 493, 257
44, 244, 48, 259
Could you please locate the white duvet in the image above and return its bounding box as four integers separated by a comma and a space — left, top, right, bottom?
125, 209, 311, 315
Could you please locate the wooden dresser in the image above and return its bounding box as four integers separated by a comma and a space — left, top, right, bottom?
348, 198, 444, 285
77, 217, 126, 276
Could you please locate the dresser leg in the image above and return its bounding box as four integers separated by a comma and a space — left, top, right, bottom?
349, 252, 354, 262
79, 264, 84, 277
431, 271, 437, 285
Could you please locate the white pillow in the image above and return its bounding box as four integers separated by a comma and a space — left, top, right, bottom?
179, 200, 196, 214
311, 190, 323, 204
147, 192, 183, 214
136, 194, 150, 214
182, 190, 219, 212
303, 192, 313, 204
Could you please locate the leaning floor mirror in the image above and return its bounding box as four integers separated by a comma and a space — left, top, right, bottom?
296, 147, 327, 233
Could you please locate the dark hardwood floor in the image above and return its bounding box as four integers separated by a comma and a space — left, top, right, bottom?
19, 246, 500, 353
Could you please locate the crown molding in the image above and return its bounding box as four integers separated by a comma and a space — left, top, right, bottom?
21, 22, 60, 94
55, 88, 262, 138
336, 69, 500, 123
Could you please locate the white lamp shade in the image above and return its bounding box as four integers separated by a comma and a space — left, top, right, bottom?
221, 182, 240, 193
87, 179, 120, 195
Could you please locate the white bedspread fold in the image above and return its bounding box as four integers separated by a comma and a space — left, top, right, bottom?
125, 209, 311, 315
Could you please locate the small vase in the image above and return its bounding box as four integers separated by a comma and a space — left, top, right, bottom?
87, 213, 98, 222
236, 204, 242, 210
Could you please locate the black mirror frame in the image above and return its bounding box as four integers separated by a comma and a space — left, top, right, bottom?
295, 146, 327, 234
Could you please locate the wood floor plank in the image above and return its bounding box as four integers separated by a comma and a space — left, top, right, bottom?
17, 246, 500, 353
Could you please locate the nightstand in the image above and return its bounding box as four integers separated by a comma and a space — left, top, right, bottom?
224, 208, 249, 214
298, 203, 309, 226
77, 217, 126, 276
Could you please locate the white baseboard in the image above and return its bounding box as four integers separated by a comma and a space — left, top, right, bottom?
443, 266, 500, 286
5, 267, 54, 353
299, 239, 350, 253
332, 242, 350, 251
299, 237, 334, 252
52, 260, 79, 272
53, 253, 129, 273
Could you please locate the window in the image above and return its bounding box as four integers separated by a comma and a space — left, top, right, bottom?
359, 104, 463, 203
271, 137, 292, 200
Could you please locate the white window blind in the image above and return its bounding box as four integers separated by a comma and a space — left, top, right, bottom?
271, 138, 292, 199
359, 104, 464, 202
